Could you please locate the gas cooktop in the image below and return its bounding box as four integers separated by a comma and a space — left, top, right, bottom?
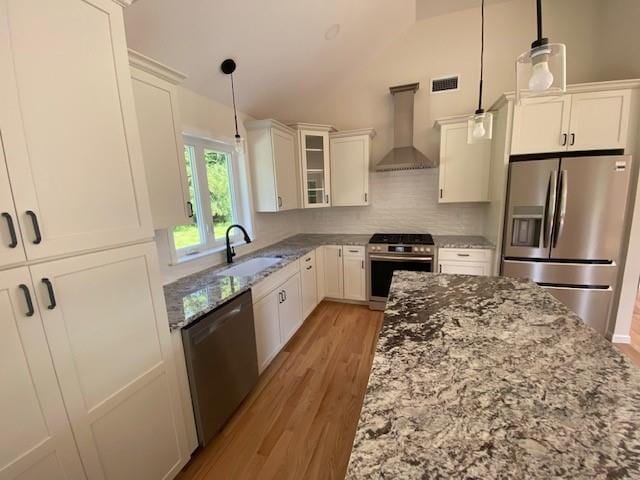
369, 233, 435, 245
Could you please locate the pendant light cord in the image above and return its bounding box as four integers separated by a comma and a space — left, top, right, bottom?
230, 73, 240, 137
477, 0, 485, 112
536, 0, 543, 41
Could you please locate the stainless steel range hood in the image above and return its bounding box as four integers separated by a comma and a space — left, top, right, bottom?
376, 83, 435, 171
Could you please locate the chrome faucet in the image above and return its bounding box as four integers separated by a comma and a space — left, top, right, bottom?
225, 224, 252, 264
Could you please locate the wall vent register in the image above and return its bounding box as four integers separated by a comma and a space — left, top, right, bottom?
431, 75, 459, 93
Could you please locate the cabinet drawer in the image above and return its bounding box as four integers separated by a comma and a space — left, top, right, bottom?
438, 248, 492, 262
343, 245, 365, 257
251, 259, 300, 303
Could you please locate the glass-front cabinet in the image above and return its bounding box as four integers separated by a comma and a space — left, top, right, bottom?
292, 124, 334, 208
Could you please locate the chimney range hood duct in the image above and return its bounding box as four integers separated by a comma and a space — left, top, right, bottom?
376, 83, 435, 171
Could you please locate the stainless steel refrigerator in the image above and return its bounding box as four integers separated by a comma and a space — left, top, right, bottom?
501, 155, 633, 335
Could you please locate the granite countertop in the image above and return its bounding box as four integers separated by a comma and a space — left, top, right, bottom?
347, 271, 640, 479
433, 235, 495, 249
164, 233, 370, 330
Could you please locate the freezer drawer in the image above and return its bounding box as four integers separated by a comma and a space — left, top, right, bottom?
542, 286, 613, 335
502, 260, 618, 286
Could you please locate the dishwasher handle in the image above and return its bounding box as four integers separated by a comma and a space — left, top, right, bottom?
184, 291, 252, 346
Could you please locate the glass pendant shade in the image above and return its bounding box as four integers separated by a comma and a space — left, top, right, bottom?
234, 134, 244, 154
516, 41, 566, 104
467, 111, 493, 143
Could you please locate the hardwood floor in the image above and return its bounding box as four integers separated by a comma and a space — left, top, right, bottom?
177, 301, 383, 480
615, 343, 640, 367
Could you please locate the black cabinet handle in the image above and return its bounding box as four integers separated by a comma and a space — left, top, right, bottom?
306, 265, 312, 270
42, 278, 57, 310
19, 284, 34, 317
570, 133, 575, 146
561, 133, 567, 146
25, 210, 41, 244
278, 291, 283, 304
282, 290, 287, 302
2, 212, 18, 248
187, 201, 194, 218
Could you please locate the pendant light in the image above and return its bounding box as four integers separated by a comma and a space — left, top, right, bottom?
515, 0, 566, 104
220, 58, 244, 153
468, 0, 493, 143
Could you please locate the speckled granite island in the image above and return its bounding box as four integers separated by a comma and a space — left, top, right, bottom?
347, 271, 640, 479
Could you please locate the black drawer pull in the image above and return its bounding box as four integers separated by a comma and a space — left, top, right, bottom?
2, 212, 18, 248
457, 253, 470, 257
42, 278, 57, 310
19, 284, 34, 317
25, 210, 42, 244
306, 265, 312, 270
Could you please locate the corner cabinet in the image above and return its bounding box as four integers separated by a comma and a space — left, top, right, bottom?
330, 129, 375, 207
435, 117, 491, 203
129, 50, 194, 230
246, 120, 300, 212
511, 89, 631, 155
290, 123, 335, 209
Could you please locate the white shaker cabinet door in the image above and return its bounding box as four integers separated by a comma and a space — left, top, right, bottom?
300, 251, 318, 319
253, 290, 281, 373
0, 143, 26, 269
330, 134, 370, 206
278, 272, 303, 345
0, 267, 85, 480
323, 246, 344, 299
273, 128, 299, 211
511, 96, 572, 155
0, 0, 152, 261
343, 255, 366, 301
29, 243, 187, 480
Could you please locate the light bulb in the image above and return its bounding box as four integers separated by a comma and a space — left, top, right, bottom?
529, 60, 554, 91
472, 119, 486, 139
234, 135, 244, 154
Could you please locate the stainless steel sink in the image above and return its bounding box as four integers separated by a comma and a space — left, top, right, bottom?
216, 257, 282, 277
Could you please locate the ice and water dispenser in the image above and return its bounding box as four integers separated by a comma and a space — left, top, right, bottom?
510, 206, 543, 247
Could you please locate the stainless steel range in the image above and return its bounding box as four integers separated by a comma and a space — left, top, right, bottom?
368, 233, 435, 310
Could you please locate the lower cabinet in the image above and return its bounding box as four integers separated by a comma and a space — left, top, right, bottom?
343, 247, 366, 301
437, 248, 493, 276
252, 264, 303, 373
324, 245, 344, 299
315, 246, 326, 302
300, 251, 318, 318
1, 243, 189, 480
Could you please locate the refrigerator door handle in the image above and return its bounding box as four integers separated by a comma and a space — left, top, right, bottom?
553, 170, 568, 248
544, 171, 558, 248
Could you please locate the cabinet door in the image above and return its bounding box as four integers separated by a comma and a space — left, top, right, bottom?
273, 128, 299, 211
315, 246, 326, 301
253, 290, 281, 373
0, 141, 26, 268
29, 243, 187, 480
131, 66, 192, 229
330, 135, 369, 206
301, 252, 318, 319
300, 130, 331, 208
324, 246, 344, 299
439, 260, 489, 276
439, 123, 491, 203
511, 96, 572, 154
343, 254, 366, 301
568, 90, 631, 151
279, 273, 303, 345
0, 268, 85, 479
0, 0, 153, 261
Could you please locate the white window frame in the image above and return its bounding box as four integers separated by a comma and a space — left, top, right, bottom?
170, 135, 251, 262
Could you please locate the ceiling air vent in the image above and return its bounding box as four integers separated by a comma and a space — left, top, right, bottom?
431, 75, 459, 94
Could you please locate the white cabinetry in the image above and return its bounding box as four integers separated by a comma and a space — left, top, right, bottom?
343, 246, 366, 301
300, 250, 318, 318
329, 129, 375, 207
0, 148, 25, 269
0, 0, 153, 261
436, 118, 491, 203
0, 267, 85, 479
324, 245, 344, 299
315, 246, 326, 302
438, 248, 493, 276
130, 50, 193, 230
291, 123, 334, 208
246, 120, 299, 212
252, 261, 303, 373
511, 90, 631, 155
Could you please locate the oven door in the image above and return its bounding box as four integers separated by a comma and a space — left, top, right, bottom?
368, 254, 433, 308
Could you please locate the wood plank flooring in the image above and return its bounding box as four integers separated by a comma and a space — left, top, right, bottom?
177, 301, 383, 480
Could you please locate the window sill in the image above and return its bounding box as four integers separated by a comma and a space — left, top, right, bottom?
170, 239, 248, 266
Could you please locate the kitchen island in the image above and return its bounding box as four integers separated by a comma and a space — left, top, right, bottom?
347, 271, 640, 479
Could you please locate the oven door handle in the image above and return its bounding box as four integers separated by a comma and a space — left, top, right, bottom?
369, 255, 433, 262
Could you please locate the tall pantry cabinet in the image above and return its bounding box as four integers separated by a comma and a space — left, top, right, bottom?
0, 1, 189, 479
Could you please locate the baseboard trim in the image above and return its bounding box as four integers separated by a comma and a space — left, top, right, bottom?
612, 334, 631, 344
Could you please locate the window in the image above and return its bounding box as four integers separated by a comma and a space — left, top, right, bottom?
171, 135, 249, 260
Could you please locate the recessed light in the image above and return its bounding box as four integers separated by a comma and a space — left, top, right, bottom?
325, 24, 340, 40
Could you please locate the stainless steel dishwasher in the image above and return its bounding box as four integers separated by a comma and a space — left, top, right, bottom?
181, 290, 258, 446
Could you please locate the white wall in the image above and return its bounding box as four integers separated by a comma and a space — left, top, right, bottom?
156, 88, 302, 283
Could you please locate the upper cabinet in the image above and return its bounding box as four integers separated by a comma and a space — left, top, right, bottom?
246, 120, 300, 212
511, 89, 631, 155
0, 0, 153, 261
330, 129, 375, 207
0, 146, 26, 269
291, 123, 334, 209
129, 50, 193, 230
435, 118, 491, 203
